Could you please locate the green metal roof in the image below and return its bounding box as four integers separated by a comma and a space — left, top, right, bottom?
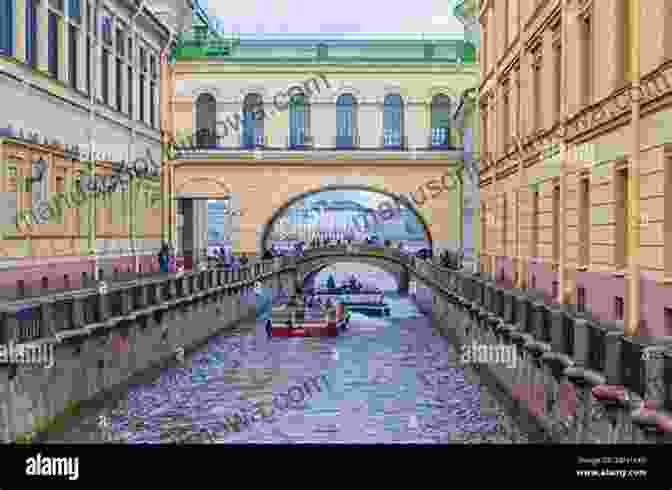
173, 33, 476, 63
172, 1, 477, 63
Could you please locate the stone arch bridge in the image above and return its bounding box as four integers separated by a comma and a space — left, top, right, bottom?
258, 246, 433, 298
298, 255, 410, 293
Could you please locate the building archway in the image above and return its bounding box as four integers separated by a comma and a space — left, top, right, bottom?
260, 185, 433, 253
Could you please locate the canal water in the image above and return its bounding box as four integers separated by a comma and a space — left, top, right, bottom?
42, 269, 530, 444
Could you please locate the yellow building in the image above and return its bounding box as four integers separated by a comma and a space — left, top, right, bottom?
0, 0, 175, 290
479, 0, 672, 335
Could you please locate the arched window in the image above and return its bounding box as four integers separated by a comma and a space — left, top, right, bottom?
383, 94, 403, 148
195, 93, 217, 148
336, 94, 357, 149
431, 94, 451, 148
242, 93, 264, 149
289, 91, 308, 148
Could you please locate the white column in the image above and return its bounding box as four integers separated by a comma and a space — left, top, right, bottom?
405, 99, 426, 149
37, 0, 49, 73
357, 98, 379, 148
310, 99, 334, 149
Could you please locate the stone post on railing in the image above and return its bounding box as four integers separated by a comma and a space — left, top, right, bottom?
40, 300, 55, 337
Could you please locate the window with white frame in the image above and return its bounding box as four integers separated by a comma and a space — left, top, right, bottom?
101, 9, 112, 105
115, 23, 124, 112
127, 33, 133, 116
67, 0, 80, 89
48, 0, 63, 79
150, 53, 156, 128
139, 45, 146, 123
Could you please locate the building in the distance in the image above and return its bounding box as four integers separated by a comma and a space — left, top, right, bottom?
0, 0, 183, 290
479, 0, 672, 335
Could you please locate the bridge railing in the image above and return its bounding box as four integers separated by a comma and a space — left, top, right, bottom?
0, 255, 286, 346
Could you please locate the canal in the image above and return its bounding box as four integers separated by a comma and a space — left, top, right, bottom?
42, 269, 530, 444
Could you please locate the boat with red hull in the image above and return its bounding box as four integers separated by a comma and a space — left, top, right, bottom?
266, 302, 350, 337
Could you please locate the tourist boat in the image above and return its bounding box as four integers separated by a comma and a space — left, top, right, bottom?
266, 301, 350, 337
308, 286, 391, 316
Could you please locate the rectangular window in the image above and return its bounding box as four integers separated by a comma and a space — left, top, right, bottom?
623, 0, 632, 82
553, 184, 560, 263
150, 81, 155, 128
532, 190, 540, 258
116, 58, 122, 111
502, 88, 510, 151
101, 48, 109, 104
139, 47, 146, 71
55, 176, 64, 223
150, 55, 156, 78
116, 28, 123, 55
127, 66, 132, 116
48, 12, 59, 78
503, 0, 509, 47
1, 0, 15, 55
85, 1, 90, 32
581, 15, 592, 105
68, 25, 77, 89
533, 61, 542, 130
101, 15, 111, 45
68, 0, 80, 23
553, 41, 562, 122
614, 296, 624, 320
577, 286, 586, 312
139, 73, 145, 122
86, 37, 90, 94
579, 178, 590, 267
616, 166, 630, 268
26, 0, 38, 67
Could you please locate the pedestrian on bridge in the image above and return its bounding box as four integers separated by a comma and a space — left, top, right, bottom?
158, 243, 170, 273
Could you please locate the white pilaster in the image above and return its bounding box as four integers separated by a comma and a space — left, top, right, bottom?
357, 99, 379, 147
310, 101, 335, 149
37, 0, 49, 73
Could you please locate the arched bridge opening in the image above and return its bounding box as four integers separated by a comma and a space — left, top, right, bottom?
296, 253, 411, 294
260, 185, 433, 253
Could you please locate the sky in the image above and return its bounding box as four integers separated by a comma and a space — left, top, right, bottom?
196, 0, 465, 37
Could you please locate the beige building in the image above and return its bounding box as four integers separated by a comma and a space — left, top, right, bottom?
479, 0, 672, 336
162, 20, 479, 263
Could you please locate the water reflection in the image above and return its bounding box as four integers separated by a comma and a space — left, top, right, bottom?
44, 293, 527, 444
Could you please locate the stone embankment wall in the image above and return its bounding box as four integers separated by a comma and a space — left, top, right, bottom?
410, 260, 672, 444
0, 258, 297, 443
